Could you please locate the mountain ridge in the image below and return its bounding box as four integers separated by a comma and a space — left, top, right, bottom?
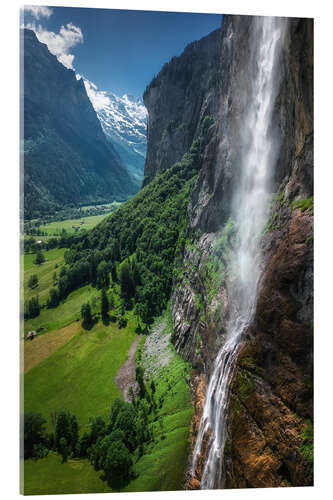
22, 28, 137, 219
82, 78, 147, 187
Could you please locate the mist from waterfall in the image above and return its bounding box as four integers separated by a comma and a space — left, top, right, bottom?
190, 16, 287, 489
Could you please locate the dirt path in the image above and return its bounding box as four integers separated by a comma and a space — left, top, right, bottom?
114, 336, 140, 401
23, 322, 81, 374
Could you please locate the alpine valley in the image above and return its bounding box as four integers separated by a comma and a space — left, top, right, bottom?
22, 29, 142, 219
22, 13, 313, 495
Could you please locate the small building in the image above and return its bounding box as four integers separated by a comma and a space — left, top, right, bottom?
26, 330, 36, 341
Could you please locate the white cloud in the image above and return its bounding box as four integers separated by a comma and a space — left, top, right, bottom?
57, 53, 75, 69
82, 78, 112, 112
25, 22, 84, 70
23, 6, 53, 20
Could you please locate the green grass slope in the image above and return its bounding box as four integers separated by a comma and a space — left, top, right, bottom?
24, 319, 137, 431
23, 310, 193, 494
125, 312, 193, 492
23, 452, 113, 495
23, 248, 65, 301
39, 213, 110, 236
24, 285, 98, 336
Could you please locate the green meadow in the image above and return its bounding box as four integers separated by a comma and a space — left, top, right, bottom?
24, 319, 138, 431
24, 285, 98, 336
125, 313, 193, 492
23, 247, 105, 336
23, 248, 65, 303
80, 201, 122, 212
126, 355, 193, 492
23, 452, 113, 495
39, 213, 110, 235
23, 311, 192, 494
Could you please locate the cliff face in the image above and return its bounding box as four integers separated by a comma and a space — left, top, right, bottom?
143, 29, 220, 185
22, 29, 137, 218
223, 18, 313, 485
144, 15, 313, 489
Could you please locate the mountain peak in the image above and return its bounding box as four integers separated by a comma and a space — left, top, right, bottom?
82, 77, 147, 186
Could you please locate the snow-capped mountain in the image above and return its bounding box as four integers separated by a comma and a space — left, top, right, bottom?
82, 77, 147, 187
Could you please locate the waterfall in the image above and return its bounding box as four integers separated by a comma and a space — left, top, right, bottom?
190, 16, 287, 489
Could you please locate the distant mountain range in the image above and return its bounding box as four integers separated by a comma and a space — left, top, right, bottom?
82, 79, 147, 187
22, 29, 139, 219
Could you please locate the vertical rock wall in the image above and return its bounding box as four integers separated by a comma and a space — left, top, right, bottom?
143, 29, 221, 185
144, 14, 313, 488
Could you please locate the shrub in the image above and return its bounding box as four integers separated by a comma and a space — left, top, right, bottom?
118, 317, 127, 329
32, 443, 48, 460
34, 250, 45, 265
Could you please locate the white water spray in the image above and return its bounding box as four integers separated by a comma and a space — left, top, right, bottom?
190, 17, 287, 489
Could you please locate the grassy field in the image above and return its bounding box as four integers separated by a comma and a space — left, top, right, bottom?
80, 201, 122, 212
24, 318, 138, 431
23, 322, 81, 374
23, 452, 113, 495
22, 309, 193, 494
24, 202, 123, 241
23, 247, 105, 336
126, 358, 193, 492
24, 284, 99, 336
38, 213, 110, 236
23, 248, 65, 303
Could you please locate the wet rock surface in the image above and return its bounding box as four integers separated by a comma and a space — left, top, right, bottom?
224, 206, 313, 488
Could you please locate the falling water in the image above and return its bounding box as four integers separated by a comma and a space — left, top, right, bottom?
190, 16, 287, 489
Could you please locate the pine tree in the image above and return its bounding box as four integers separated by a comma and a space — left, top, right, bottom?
28, 274, 38, 289
101, 289, 109, 322
47, 288, 59, 308
120, 261, 135, 302
59, 437, 68, 463
110, 261, 118, 283
25, 296, 40, 318
81, 302, 92, 328
96, 261, 110, 289
55, 411, 72, 452
70, 415, 79, 455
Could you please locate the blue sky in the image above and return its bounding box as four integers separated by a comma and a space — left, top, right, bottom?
22, 6, 222, 98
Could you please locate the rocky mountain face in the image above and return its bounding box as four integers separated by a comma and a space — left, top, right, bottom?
83, 79, 147, 188
143, 29, 220, 185
144, 16, 313, 489
22, 29, 137, 219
